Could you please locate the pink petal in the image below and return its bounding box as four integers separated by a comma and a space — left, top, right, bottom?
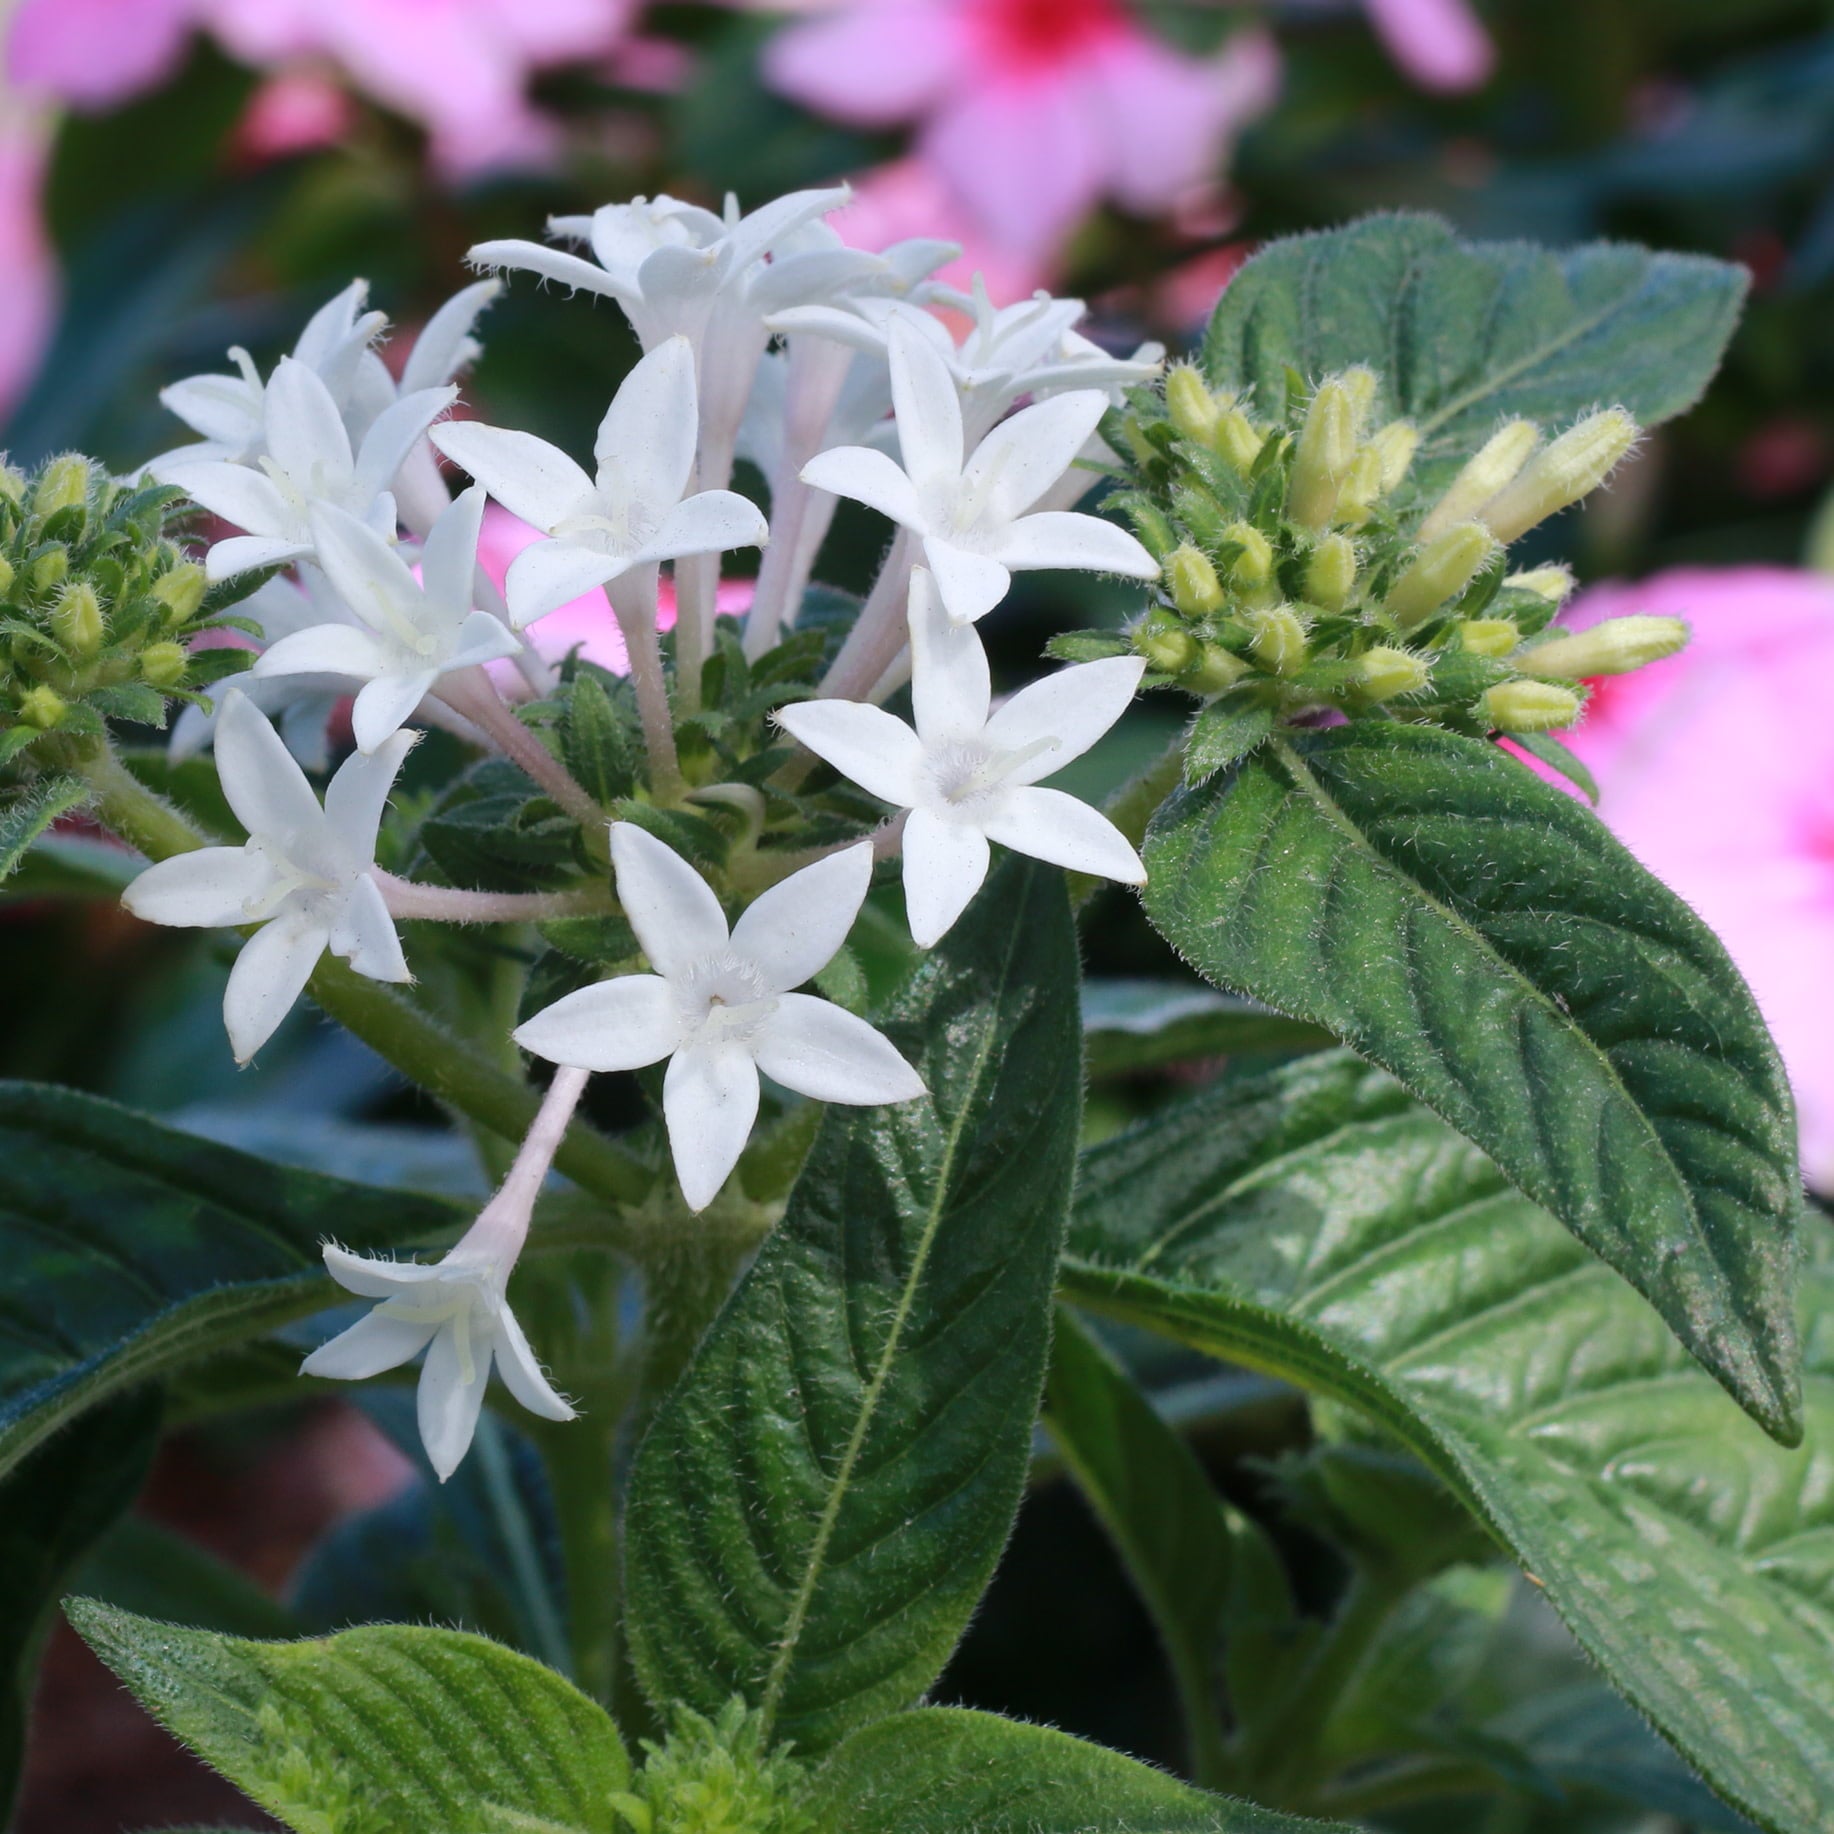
1364, 0, 1495, 93
763, 0, 963, 126
9, 0, 196, 107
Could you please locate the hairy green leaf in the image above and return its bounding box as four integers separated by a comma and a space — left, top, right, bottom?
807, 1708, 1343, 1832
1185, 699, 1275, 788
0, 1081, 460, 1482
1083, 978, 1333, 1077
1143, 725, 1801, 1437
1061, 1051, 1834, 1834
626, 861, 1083, 1755
1201, 213, 1746, 496
68, 1603, 629, 1834
0, 773, 93, 882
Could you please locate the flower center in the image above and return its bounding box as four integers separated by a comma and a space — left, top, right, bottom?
925, 734, 1060, 816
677, 950, 777, 1045
967, 0, 1126, 71
241, 836, 345, 922
379, 1273, 493, 1384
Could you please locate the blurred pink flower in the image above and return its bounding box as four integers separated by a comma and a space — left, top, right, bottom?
0, 118, 57, 419
234, 70, 357, 163
1556, 568, 1834, 1185
835, 157, 1045, 304
764, 0, 1280, 269
1364, 0, 1494, 93
7, 0, 195, 108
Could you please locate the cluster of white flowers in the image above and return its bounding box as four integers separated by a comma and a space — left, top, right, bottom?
122, 186, 1164, 1476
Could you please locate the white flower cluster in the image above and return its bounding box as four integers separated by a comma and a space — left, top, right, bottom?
122, 186, 1164, 1476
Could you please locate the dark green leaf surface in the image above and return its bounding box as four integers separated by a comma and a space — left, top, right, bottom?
807, 1708, 1343, 1833
1201, 213, 1746, 498
626, 861, 1083, 1755
0, 1081, 460, 1482
1082, 978, 1333, 1077
69, 1603, 629, 1834
1143, 725, 1801, 1437
1185, 700, 1275, 787
1061, 1052, 1834, 1834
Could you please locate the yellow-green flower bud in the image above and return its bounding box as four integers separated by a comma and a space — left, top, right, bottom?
32, 546, 67, 590
1333, 446, 1386, 526
1168, 544, 1225, 617
1386, 522, 1498, 631
1505, 564, 1576, 605
1458, 617, 1520, 658
0, 555, 16, 598
139, 639, 189, 688
1353, 645, 1430, 701
1481, 408, 1639, 544
1185, 644, 1252, 695
1221, 521, 1275, 593
1135, 615, 1197, 674
1367, 419, 1418, 492
1417, 418, 1540, 541
1166, 365, 1221, 445
1481, 679, 1582, 733
1120, 416, 1159, 469
1305, 533, 1358, 613
17, 684, 65, 729
151, 562, 208, 628
51, 582, 104, 658
1214, 406, 1264, 473
1287, 377, 1361, 529
1341, 366, 1378, 419
1245, 604, 1309, 676
0, 464, 25, 505
1517, 615, 1688, 680
33, 455, 91, 520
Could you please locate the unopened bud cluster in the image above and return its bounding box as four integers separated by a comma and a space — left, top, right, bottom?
1095, 363, 1670, 742
0, 455, 233, 763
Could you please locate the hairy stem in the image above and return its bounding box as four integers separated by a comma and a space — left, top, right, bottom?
606, 568, 683, 802
74, 743, 203, 858
815, 528, 915, 704
375, 871, 613, 924
436, 666, 602, 828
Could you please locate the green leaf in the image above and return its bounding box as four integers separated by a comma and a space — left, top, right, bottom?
626, 860, 1083, 1755
1184, 699, 1275, 787
0, 1080, 460, 1483
1142, 724, 1801, 1438
2, 1393, 159, 1823
0, 773, 93, 882
1083, 978, 1334, 1077
1043, 1310, 1234, 1782
1504, 731, 1600, 803
1202, 214, 1747, 497
559, 667, 636, 806
1060, 1051, 1834, 1834
68, 1603, 630, 1834
806, 1708, 1344, 1833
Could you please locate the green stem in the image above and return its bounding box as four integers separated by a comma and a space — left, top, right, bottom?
1307, 1756, 1508, 1817
74, 743, 203, 859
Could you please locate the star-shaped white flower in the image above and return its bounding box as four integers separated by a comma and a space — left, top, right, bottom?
121, 690, 413, 1062
777, 569, 1147, 946
514, 826, 924, 1212
801, 316, 1158, 626
252, 485, 520, 753
160, 356, 456, 582
431, 336, 769, 628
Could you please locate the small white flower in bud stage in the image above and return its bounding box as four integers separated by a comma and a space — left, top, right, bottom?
803, 316, 1158, 627
252, 485, 520, 753
301, 1065, 588, 1480
160, 357, 457, 581
777, 569, 1147, 946
515, 827, 923, 1213
431, 337, 768, 629
121, 691, 412, 1062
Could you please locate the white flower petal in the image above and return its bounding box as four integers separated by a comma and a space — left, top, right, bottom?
323, 727, 415, 859
417, 482, 488, 621
961, 390, 1108, 521
990, 510, 1159, 581
505, 539, 623, 629
663, 1043, 761, 1213
177, 462, 294, 539
469, 237, 626, 298
254, 623, 388, 683
922, 536, 1011, 626
765, 304, 889, 358
610, 824, 730, 979
431, 421, 595, 534
642, 490, 769, 564
799, 446, 923, 529
907, 567, 992, 743
206, 535, 312, 581
901, 809, 990, 948
323, 1242, 447, 1297
402, 278, 501, 393
160, 373, 261, 448
982, 786, 1145, 884
754, 992, 924, 1106
512, 974, 684, 1072
350, 670, 437, 754
330, 872, 411, 983
724, 183, 850, 270
215, 690, 328, 844
595, 335, 699, 523
121, 846, 275, 929
419, 1320, 491, 1482
266, 356, 355, 490
223, 912, 328, 1063
731, 843, 872, 994
354, 385, 458, 504
493, 1305, 577, 1421
300, 1308, 438, 1380
983, 655, 1146, 783
886, 313, 964, 492
448, 609, 523, 670
774, 699, 924, 806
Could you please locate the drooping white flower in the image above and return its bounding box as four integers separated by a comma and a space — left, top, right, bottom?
300, 1063, 586, 1481
801, 316, 1158, 626
431, 336, 768, 628
121, 690, 413, 1062
514, 826, 924, 1212
252, 485, 519, 753
159, 357, 456, 582
777, 569, 1146, 946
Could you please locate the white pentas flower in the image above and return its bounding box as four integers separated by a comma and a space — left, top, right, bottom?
252, 484, 519, 753
515, 826, 924, 1212
431, 336, 768, 628
160, 357, 456, 582
121, 690, 413, 1062
803, 314, 1158, 626
300, 1064, 586, 1481
777, 569, 1146, 946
